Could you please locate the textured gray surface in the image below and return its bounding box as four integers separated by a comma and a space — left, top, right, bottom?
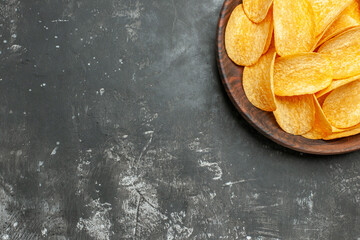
0, 0, 359, 239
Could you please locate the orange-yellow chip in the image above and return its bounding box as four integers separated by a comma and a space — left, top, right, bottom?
317, 0, 360, 47
273, 53, 333, 96
324, 125, 360, 140
225, 4, 272, 66
317, 26, 360, 79
273, 0, 316, 57
345, 0, 360, 21
302, 95, 332, 139
331, 122, 360, 133
243, 48, 277, 111
263, 24, 274, 54
308, 0, 353, 36
273, 95, 315, 135
243, 0, 273, 23
323, 80, 360, 128
331, 126, 345, 133
316, 74, 360, 98
344, 0, 360, 21
318, 17, 358, 47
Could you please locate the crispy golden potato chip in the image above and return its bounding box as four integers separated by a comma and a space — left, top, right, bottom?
316, 74, 360, 98
302, 95, 332, 139
243, 48, 277, 111
273, 53, 332, 96
317, 0, 360, 47
331, 122, 360, 133
225, 4, 272, 66
263, 25, 274, 54
273, 95, 315, 135
331, 126, 344, 133
308, 0, 353, 36
324, 125, 360, 140
318, 16, 358, 47
274, 0, 316, 57
243, 0, 273, 23
317, 26, 360, 79
346, 0, 360, 20
323, 80, 360, 128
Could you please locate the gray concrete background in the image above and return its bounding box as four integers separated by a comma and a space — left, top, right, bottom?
0, 0, 359, 239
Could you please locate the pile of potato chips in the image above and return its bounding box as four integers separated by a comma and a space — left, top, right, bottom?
225, 0, 360, 140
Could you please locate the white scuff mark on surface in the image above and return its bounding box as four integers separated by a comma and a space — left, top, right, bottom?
105, 146, 121, 162
165, 211, 193, 240
102, 124, 167, 238
188, 137, 221, 180
112, 0, 142, 19
120, 175, 167, 239
41, 228, 48, 237
125, 20, 140, 42
10, 44, 22, 52
1, 234, 9, 240
296, 192, 314, 213
188, 138, 211, 153
0, 187, 14, 238
50, 146, 59, 155
99, 88, 105, 96
77, 199, 112, 240
223, 179, 256, 187
137, 130, 154, 162
198, 160, 222, 180
51, 19, 69, 23
112, 1, 143, 42
251, 203, 281, 210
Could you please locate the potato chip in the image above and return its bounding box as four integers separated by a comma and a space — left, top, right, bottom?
302, 95, 332, 139
317, 0, 360, 47
317, 26, 360, 79
225, 4, 272, 66
345, 0, 360, 20
316, 74, 360, 98
263, 25, 274, 54
273, 0, 316, 57
243, 48, 277, 111
324, 125, 360, 140
331, 126, 344, 133
331, 122, 360, 133
308, 0, 353, 36
323, 80, 360, 128
273, 53, 332, 96
243, 0, 273, 23
273, 95, 315, 135
317, 16, 358, 47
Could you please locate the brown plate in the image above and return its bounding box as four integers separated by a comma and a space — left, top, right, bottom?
216, 0, 360, 155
